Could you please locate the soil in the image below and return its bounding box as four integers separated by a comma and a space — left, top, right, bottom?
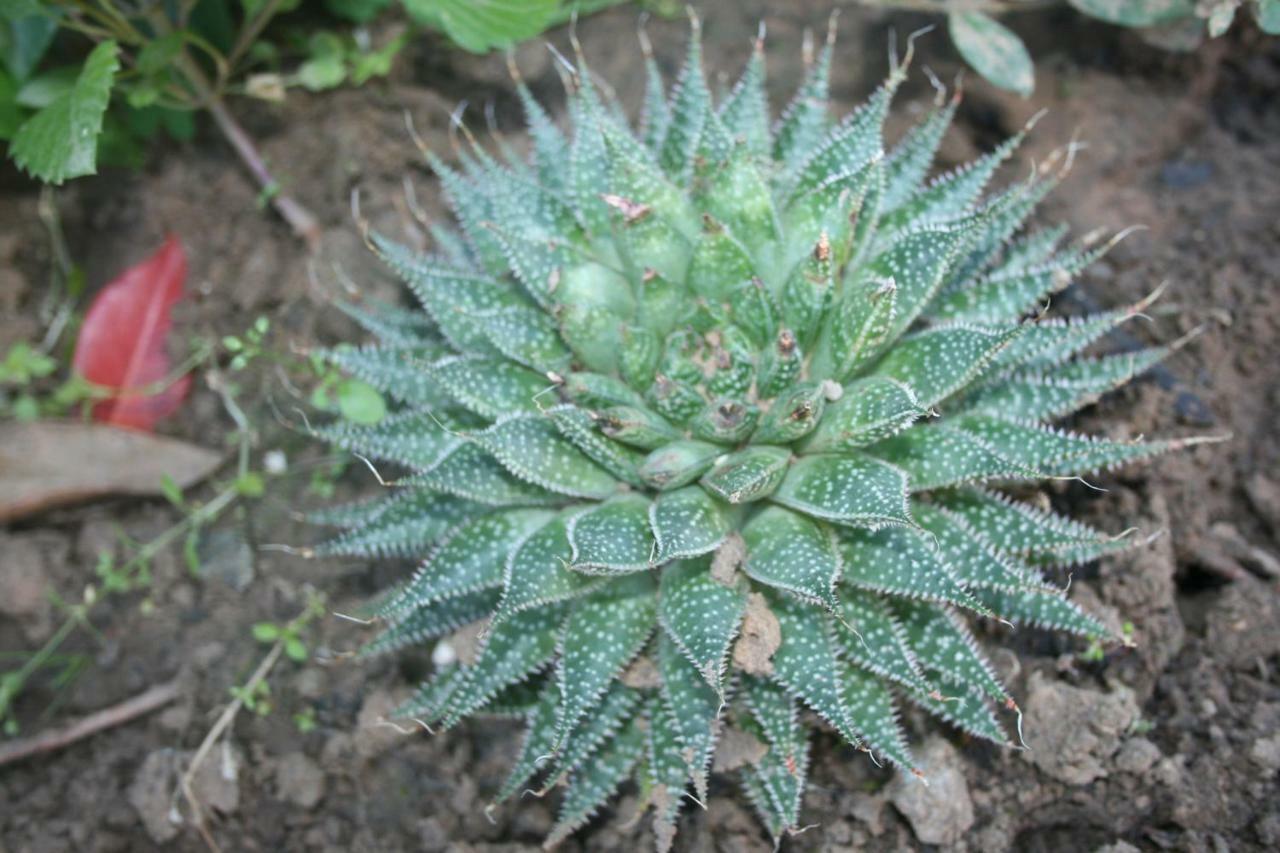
2, 3, 1279, 851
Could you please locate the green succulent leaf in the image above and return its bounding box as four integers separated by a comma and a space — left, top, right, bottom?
1067, 0, 1195, 27
656, 634, 722, 800
659, 556, 748, 691
947, 12, 1034, 97
742, 506, 842, 610
771, 453, 912, 529
568, 494, 657, 573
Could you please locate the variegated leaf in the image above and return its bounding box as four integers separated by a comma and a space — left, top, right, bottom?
659, 557, 748, 691
742, 506, 842, 610
771, 453, 912, 529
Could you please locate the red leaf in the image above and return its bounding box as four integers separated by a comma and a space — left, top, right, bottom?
72, 236, 192, 431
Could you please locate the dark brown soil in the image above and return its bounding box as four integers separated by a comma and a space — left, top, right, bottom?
2, 3, 1278, 851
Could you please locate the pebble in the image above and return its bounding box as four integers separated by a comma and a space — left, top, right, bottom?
888, 737, 974, 846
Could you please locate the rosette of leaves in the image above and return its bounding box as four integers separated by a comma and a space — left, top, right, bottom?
310, 18, 1208, 849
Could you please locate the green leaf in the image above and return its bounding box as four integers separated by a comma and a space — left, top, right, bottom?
839, 662, 916, 770
311, 410, 461, 471
545, 404, 646, 488
700, 445, 791, 504
771, 453, 912, 529
315, 491, 476, 558
815, 276, 897, 382
567, 494, 656, 573
11, 40, 119, 184
859, 223, 971, 344
649, 486, 731, 562
839, 526, 987, 614
658, 557, 747, 691
718, 38, 769, 157
252, 622, 280, 643
742, 507, 842, 610
498, 516, 604, 619
544, 724, 645, 848
361, 589, 500, 658
868, 422, 1036, 492
789, 76, 894, 198
476, 414, 619, 500
952, 413, 1176, 478
479, 305, 573, 374
935, 488, 1105, 555
336, 378, 387, 424
948, 12, 1034, 96
542, 681, 641, 791
891, 599, 1010, 706
969, 586, 1109, 638
1067, 0, 1195, 27
494, 686, 559, 805
427, 355, 550, 418
646, 693, 693, 849
639, 440, 722, 491
739, 677, 807, 844
658, 22, 710, 179
656, 634, 722, 801
832, 588, 928, 691
912, 503, 1050, 593
773, 28, 833, 170
555, 574, 656, 743
803, 377, 924, 453
441, 602, 567, 727
377, 510, 553, 617
1, 8, 57, 81
904, 679, 1008, 745
284, 636, 308, 662
882, 97, 959, 212
871, 324, 1019, 410
408, 441, 561, 506
404, 0, 559, 53
767, 593, 862, 747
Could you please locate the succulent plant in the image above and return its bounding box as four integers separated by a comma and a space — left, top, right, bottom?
310, 18, 1207, 849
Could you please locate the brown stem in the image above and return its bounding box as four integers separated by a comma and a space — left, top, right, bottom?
205, 98, 323, 252
0, 680, 181, 767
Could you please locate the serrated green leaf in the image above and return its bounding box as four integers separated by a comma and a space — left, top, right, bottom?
969, 586, 1109, 638
815, 275, 897, 381
314, 491, 475, 558
952, 414, 1175, 477
932, 487, 1110, 559
789, 76, 894, 198
742, 507, 842, 610
568, 494, 656, 573
772, 452, 912, 529
882, 96, 959, 212
11, 40, 118, 183
478, 304, 573, 373
772, 29, 832, 170
428, 355, 551, 418
407, 441, 561, 506
659, 24, 711, 179
859, 222, 972, 344
546, 404, 647, 488
948, 12, 1034, 96
839, 661, 916, 770
832, 587, 928, 691
839, 526, 987, 614
803, 377, 925, 453
498, 516, 604, 619
739, 677, 807, 844
544, 723, 645, 848
494, 685, 559, 805
543, 680, 642, 792
891, 599, 1009, 706
868, 423, 1035, 491
649, 487, 731, 562
312, 411, 462, 472
904, 681, 1008, 745
871, 324, 1020, 409
319, 343, 450, 408
378, 510, 553, 617
333, 299, 438, 347
656, 634, 722, 801
555, 574, 656, 743
718, 38, 769, 157
701, 445, 791, 504
441, 602, 567, 728
768, 593, 862, 747
361, 589, 499, 658
912, 502, 1050, 593
659, 557, 747, 691
476, 414, 619, 500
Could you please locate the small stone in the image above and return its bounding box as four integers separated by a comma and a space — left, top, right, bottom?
195, 529, 255, 591
1114, 737, 1162, 775
1094, 842, 1141, 853
1249, 734, 1280, 772
417, 817, 448, 852
128, 750, 182, 844
1021, 672, 1138, 785
888, 737, 974, 846
274, 752, 326, 809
